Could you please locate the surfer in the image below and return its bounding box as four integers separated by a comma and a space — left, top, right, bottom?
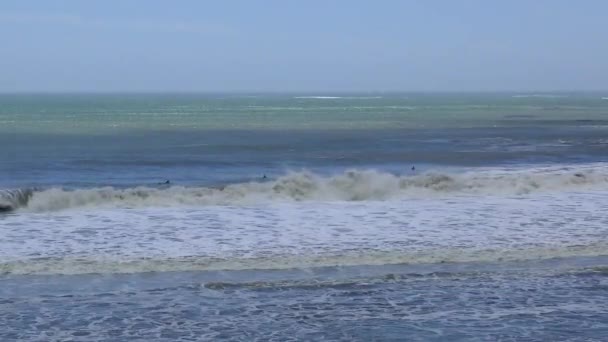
411, 166, 416, 171
262, 174, 267, 180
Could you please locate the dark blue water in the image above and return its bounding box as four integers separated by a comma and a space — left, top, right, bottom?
4, 126, 608, 189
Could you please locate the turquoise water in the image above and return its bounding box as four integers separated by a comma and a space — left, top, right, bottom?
2, 93, 608, 133
2, 93, 608, 341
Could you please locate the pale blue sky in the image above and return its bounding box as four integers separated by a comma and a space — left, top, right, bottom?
1, 0, 607, 92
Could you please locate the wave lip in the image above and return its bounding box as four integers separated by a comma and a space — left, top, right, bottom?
10, 166, 608, 212
0, 188, 35, 212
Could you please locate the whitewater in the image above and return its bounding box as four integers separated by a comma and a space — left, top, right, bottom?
3, 165, 608, 212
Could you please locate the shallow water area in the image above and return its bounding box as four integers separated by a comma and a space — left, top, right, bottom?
2, 258, 608, 341
2, 190, 608, 275
2, 191, 608, 340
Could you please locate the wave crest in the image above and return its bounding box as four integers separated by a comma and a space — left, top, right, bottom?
7, 167, 608, 212
0, 188, 35, 211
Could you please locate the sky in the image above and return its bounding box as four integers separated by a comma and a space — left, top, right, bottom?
1, 0, 607, 92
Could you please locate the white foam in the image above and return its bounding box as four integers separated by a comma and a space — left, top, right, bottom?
294, 96, 343, 99
294, 96, 382, 99
2, 190, 608, 275
512, 94, 567, 98
15, 165, 608, 212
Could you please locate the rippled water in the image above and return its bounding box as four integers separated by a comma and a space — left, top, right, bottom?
3, 261, 608, 341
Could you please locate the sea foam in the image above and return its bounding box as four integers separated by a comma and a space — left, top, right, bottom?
2, 190, 608, 275
5, 165, 608, 212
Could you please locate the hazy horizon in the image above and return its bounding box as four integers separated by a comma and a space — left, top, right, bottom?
2, 0, 607, 93
1, 90, 607, 95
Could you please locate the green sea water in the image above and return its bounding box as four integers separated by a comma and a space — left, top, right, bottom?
2, 93, 607, 134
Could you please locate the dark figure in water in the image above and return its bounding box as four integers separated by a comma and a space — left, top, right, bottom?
158, 180, 170, 185
0, 204, 13, 213
262, 174, 267, 180
411, 166, 416, 171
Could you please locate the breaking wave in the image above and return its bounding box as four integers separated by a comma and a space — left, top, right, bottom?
5, 166, 608, 212
0, 188, 35, 211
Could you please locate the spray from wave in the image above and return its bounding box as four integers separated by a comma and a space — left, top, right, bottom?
4, 167, 608, 212
0, 188, 35, 212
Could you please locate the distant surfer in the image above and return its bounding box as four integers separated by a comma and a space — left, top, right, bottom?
411, 166, 416, 171
158, 179, 170, 185
262, 174, 267, 180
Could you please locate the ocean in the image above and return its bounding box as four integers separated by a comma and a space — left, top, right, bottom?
1, 93, 608, 341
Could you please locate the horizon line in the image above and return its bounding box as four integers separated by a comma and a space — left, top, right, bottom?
1, 90, 607, 95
